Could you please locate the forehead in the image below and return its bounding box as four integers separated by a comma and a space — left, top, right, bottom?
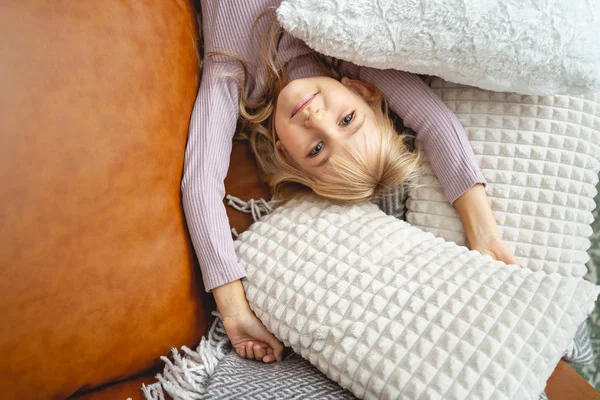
344, 118, 382, 162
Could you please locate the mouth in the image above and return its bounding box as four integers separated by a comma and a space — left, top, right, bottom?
291, 92, 317, 118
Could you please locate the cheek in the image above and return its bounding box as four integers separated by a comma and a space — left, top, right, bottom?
279, 127, 300, 153
274, 112, 292, 144
274, 111, 283, 138
275, 125, 305, 162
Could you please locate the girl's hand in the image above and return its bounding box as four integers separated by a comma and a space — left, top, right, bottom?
453, 184, 520, 267
469, 233, 519, 266
213, 279, 283, 363
222, 308, 283, 363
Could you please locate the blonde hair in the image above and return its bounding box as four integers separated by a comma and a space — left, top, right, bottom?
209, 13, 420, 204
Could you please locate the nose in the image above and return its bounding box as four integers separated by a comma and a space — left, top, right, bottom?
305, 108, 339, 140
304, 107, 348, 140
304, 107, 323, 128
303, 108, 353, 148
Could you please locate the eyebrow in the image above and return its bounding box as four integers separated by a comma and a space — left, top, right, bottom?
352, 115, 366, 136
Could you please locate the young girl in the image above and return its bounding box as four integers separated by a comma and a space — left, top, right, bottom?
182, 0, 516, 364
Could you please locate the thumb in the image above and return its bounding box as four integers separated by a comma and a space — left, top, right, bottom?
481, 247, 518, 266
256, 327, 284, 361
497, 248, 519, 266
246, 316, 285, 361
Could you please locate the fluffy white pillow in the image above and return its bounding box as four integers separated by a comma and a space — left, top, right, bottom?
406, 78, 600, 277
277, 0, 600, 96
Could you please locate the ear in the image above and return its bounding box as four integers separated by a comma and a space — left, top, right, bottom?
275, 140, 288, 158
341, 77, 381, 102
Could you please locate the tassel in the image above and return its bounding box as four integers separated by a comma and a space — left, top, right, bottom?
225, 195, 278, 222
142, 312, 230, 400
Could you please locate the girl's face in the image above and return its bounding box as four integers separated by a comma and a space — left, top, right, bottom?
274, 76, 382, 179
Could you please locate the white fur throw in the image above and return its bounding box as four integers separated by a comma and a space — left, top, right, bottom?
406, 79, 600, 278
236, 196, 600, 400
276, 0, 600, 96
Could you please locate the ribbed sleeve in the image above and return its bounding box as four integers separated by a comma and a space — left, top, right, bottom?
184, 2, 325, 292
358, 67, 486, 203
181, 62, 247, 292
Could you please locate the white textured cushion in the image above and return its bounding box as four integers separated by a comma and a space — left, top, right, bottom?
236, 196, 600, 400
276, 0, 600, 96
406, 79, 600, 278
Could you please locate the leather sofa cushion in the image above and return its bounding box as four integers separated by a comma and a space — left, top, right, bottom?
0, 1, 207, 398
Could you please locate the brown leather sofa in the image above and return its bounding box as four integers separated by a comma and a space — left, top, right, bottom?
0, 1, 268, 399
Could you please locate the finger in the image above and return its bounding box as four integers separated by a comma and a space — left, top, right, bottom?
248, 341, 269, 349
500, 250, 518, 265
263, 355, 275, 363
237, 346, 246, 359
263, 335, 284, 362
253, 344, 267, 361
503, 256, 519, 266
249, 323, 284, 362
275, 343, 284, 361
263, 347, 275, 363
246, 342, 255, 360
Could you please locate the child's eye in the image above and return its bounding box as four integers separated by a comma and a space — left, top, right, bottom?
309, 142, 323, 157
340, 111, 355, 126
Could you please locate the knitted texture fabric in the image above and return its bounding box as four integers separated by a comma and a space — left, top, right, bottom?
406, 79, 600, 278
236, 196, 600, 399
204, 351, 357, 400
142, 195, 596, 399
141, 302, 593, 400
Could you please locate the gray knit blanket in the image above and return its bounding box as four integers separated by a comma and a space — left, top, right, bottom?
141, 189, 595, 400
142, 312, 592, 400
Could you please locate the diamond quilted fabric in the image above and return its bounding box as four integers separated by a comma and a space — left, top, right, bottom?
406, 79, 600, 278
236, 196, 600, 400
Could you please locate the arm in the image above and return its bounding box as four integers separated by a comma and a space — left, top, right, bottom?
357, 69, 519, 262
181, 63, 247, 292
453, 184, 518, 265
357, 68, 485, 204
182, 63, 283, 362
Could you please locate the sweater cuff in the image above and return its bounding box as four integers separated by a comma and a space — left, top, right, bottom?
203, 260, 247, 292
444, 168, 487, 205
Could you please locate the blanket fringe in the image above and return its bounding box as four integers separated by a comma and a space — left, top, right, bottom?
143, 196, 276, 399
142, 311, 230, 400
226, 194, 277, 223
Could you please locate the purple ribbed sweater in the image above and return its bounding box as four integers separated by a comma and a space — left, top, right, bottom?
182, 0, 486, 292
